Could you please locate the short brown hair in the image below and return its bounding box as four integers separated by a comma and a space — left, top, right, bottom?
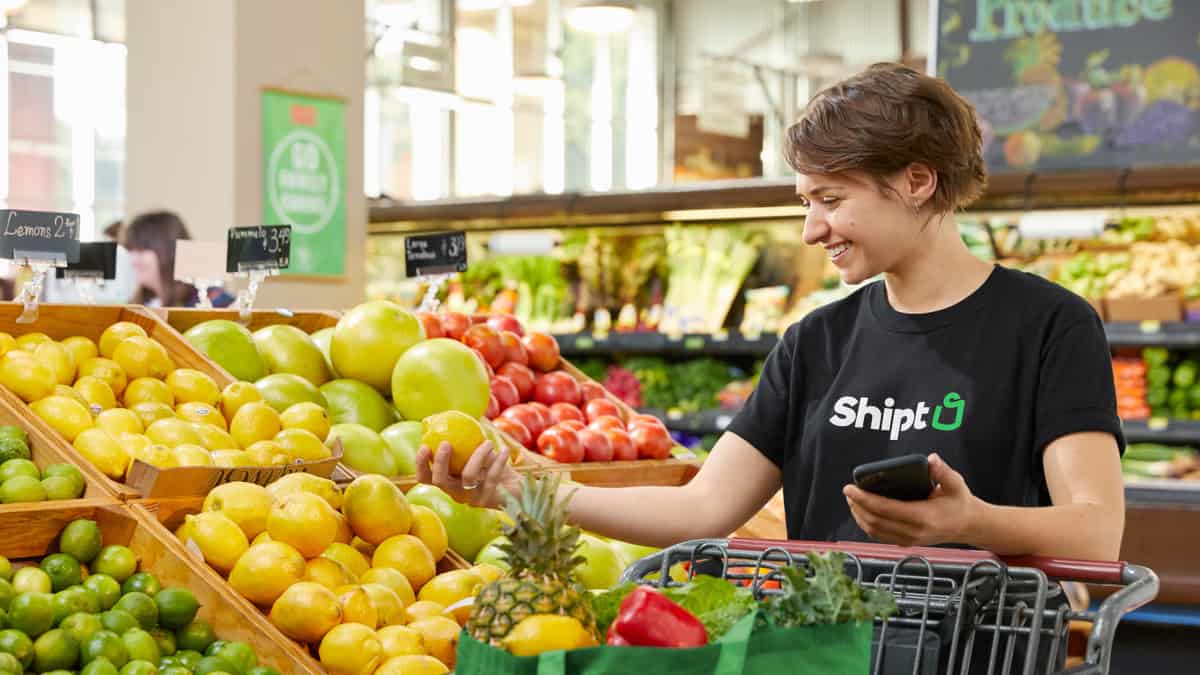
785, 63, 987, 213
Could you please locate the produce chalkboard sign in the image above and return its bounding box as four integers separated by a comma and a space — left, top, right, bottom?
935, 1, 1200, 174
405, 231, 467, 277
56, 242, 117, 280
0, 210, 81, 263
226, 225, 291, 273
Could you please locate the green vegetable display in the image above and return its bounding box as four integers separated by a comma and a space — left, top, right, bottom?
625, 357, 741, 413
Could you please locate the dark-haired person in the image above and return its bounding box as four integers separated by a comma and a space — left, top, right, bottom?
417, 64, 1125, 564
123, 210, 233, 308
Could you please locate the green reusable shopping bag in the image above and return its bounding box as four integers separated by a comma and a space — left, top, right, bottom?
454, 610, 873, 675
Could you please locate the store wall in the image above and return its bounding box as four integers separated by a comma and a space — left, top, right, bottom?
126, 0, 366, 310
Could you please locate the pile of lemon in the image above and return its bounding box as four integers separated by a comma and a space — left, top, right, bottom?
179, 473, 493, 675
0, 322, 334, 481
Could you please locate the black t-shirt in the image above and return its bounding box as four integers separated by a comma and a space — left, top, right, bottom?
728, 265, 1124, 543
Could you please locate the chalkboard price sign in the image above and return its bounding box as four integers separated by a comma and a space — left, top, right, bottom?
0, 210, 81, 263
56, 242, 117, 280
226, 225, 292, 273
405, 231, 467, 277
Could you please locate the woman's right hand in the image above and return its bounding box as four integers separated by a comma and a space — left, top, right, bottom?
414, 440, 522, 509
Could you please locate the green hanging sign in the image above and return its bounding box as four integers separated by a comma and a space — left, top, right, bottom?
261, 89, 346, 276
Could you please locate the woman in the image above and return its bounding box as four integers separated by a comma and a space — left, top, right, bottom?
123, 211, 233, 308
418, 63, 1126, 562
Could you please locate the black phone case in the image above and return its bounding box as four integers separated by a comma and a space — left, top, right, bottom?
852, 454, 935, 501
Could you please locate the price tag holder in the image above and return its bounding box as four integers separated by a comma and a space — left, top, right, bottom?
1139, 320, 1162, 334
1147, 417, 1169, 431
226, 225, 291, 273
56, 242, 116, 281
405, 231, 467, 277
175, 241, 230, 310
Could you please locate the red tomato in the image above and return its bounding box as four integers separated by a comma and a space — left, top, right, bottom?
502, 405, 545, 439
588, 415, 626, 433
628, 413, 666, 430
490, 376, 520, 411
527, 402, 554, 437
415, 312, 444, 339
538, 425, 584, 463
522, 332, 561, 372
493, 416, 534, 449
487, 314, 525, 336
463, 325, 505, 368
498, 362, 536, 401
559, 419, 585, 432
630, 423, 673, 460
579, 381, 608, 403
584, 399, 623, 424
578, 428, 614, 462
440, 312, 471, 340
602, 428, 637, 461
498, 331, 528, 367
534, 371, 582, 407
549, 402, 585, 425
469, 314, 489, 325
485, 394, 499, 419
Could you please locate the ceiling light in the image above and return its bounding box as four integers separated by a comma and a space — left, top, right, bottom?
0, 0, 28, 13
566, 1, 636, 35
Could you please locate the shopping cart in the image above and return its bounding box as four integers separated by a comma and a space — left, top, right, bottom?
621, 538, 1159, 675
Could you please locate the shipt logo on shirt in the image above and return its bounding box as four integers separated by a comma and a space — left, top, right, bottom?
829, 393, 965, 440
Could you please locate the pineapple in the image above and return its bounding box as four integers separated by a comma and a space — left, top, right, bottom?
467, 473, 598, 647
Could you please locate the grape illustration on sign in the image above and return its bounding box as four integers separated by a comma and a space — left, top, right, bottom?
262, 90, 346, 276
936, 0, 1200, 173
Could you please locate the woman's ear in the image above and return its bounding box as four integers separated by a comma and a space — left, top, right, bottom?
904, 163, 938, 209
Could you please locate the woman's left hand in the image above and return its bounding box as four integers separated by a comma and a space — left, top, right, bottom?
843, 453, 983, 548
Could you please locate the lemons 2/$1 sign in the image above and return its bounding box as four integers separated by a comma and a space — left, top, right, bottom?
262, 89, 345, 276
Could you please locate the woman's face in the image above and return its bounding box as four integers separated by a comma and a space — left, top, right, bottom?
797, 171, 930, 285
128, 248, 160, 289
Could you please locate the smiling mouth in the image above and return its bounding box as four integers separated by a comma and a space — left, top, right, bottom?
827, 242, 851, 261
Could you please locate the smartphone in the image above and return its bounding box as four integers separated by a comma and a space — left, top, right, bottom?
852, 454, 936, 501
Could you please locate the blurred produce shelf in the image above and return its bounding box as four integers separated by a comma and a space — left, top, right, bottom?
554, 332, 778, 358
1107, 322, 1200, 348
638, 408, 739, 435
1122, 418, 1200, 444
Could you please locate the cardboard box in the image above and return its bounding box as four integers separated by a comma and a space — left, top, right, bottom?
1104, 294, 1183, 322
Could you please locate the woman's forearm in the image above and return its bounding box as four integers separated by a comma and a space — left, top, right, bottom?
966, 499, 1124, 560
560, 483, 738, 548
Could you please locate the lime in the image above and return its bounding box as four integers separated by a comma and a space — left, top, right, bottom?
9, 592, 53, 637
59, 519, 104, 564
0, 475, 46, 503
158, 655, 181, 669
43, 463, 85, 493
93, 546, 138, 583
246, 668, 281, 675
0, 628, 32, 667
101, 609, 139, 635
0, 608, 7, 630
40, 553, 83, 591
81, 657, 121, 675
204, 640, 226, 657
121, 628, 160, 663
85, 574, 122, 610
61, 612, 104, 643
53, 587, 99, 625
33, 628, 79, 671
0, 578, 15, 611
122, 573, 161, 597
42, 475, 81, 501
82, 631, 128, 668
154, 589, 197, 630
175, 649, 202, 669
12, 567, 51, 594
212, 641, 255, 673
0, 459, 39, 482
113, 592, 158, 630
0, 653, 20, 673
174, 621, 216, 653
121, 660, 158, 675
149, 627, 176, 657
194, 655, 238, 675
160, 667, 191, 675
0, 557, 11, 582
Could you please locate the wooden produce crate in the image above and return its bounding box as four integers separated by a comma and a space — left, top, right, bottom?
498, 358, 703, 487
156, 308, 341, 337
0, 500, 313, 674
125, 445, 344, 498
137, 496, 468, 672
0, 389, 119, 500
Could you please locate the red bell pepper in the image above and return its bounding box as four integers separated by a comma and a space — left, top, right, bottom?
607, 586, 708, 648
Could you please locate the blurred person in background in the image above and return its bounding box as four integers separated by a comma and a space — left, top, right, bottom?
44, 219, 137, 304
123, 210, 233, 308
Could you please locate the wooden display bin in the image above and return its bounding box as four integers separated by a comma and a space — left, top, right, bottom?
0, 389, 119, 500
0, 500, 313, 673
137, 496, 468, 672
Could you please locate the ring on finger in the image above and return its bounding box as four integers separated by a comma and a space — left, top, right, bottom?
462, 482, 480, 491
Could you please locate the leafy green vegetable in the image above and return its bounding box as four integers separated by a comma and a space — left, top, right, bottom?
591, 582, 637, 637
758, 552, 896, 628
661, 575, 756, 640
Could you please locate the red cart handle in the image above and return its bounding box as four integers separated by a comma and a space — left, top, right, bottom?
726, 538, 1127, 584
